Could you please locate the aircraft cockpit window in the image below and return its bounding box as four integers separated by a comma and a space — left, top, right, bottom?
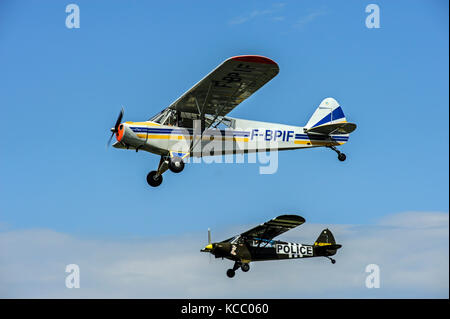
252, 239, 274, 247
231, 236, 243, 244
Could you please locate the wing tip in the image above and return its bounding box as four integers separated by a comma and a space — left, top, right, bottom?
230, 55, 278, 66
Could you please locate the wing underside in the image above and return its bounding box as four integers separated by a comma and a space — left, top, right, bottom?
239, 215, 305, 241
150, 55, 279, 128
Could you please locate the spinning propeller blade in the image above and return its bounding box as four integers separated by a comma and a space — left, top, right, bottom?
107, 107, 124, 147
208, 228, 212, 263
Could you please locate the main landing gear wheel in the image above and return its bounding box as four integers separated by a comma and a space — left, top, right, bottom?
226, 269, 235, 278
146, 171, 163, 187
241, 263, 250, 272
168, 156, 184, 173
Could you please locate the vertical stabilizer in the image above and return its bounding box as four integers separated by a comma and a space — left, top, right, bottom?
305, 98, 347, 129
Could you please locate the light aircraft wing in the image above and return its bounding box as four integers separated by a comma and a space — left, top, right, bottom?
239, 215, 305, 241
151, 55, 279, 128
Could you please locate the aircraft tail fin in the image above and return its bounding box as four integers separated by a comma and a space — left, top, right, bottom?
305, 97, 349, 130
314, 228, 336, 246
314, 229, 341, 256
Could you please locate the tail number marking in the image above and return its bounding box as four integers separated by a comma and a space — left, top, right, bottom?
251, 129, 294, 142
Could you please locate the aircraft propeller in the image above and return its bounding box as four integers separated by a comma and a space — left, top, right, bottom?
107, 107, 124, 147
207, 228, 212, 263
200, 228, 215, 262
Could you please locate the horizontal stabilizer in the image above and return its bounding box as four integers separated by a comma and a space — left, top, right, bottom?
306, 122, 357, 135
315, 244, 342, 250
314, 243, 342, 256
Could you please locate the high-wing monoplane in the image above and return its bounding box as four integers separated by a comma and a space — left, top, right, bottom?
108, 55, 357, 187
201, 215, 341, 278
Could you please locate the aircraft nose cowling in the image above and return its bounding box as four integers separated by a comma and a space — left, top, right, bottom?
212, 243, 231, 257
115, 123, 135, 143
115, 123, 125, 142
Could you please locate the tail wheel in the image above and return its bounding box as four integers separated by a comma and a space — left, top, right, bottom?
241, 263, 250, 272
338, 153, 346, 162
169, 156, 185, 173
226, 269, 235, 278
146, 171, 163, 187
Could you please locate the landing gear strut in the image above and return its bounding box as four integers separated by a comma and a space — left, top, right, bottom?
146, 156, 169, 187
328, 146, 346, 162
146, 155, 186, 187
326, 256, 336, 264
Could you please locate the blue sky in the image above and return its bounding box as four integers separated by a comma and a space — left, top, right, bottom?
0, 1, 448, 298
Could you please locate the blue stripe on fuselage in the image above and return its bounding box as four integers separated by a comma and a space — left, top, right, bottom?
295, 134, 348, 141
129, 127, 250, 137
129, 127, 348, 141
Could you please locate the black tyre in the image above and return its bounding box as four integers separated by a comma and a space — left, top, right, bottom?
338, 153, 346, 162
169, 156, 185, 173
241, 263, 250, 272
146, 171, 163, 187
331, 259, 336, 264
226, 269, 235, 278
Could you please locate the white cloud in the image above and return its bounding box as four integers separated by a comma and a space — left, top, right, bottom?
294, 8, 328, 29
229, 3, 286, 25
0, 212, 448, 298
379, 211, 449, 228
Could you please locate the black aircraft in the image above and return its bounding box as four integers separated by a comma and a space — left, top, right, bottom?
201, 215, 342, 278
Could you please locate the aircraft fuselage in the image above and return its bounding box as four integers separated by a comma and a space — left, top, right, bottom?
112, 118, 349, 157
210, 240, 338, 263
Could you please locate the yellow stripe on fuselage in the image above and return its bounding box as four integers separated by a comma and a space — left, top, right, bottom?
136, 134, 248, 142
136, 134, 190, 140
126, 121, 161, 127
135, 133, 342, 145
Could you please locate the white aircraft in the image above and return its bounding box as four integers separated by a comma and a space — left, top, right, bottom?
107, 55, 357, 187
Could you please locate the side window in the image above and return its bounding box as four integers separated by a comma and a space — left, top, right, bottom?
230, 236, 240, 244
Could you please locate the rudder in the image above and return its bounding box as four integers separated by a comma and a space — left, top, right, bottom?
305, 97, 347, 129
314, 228, 336, 246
